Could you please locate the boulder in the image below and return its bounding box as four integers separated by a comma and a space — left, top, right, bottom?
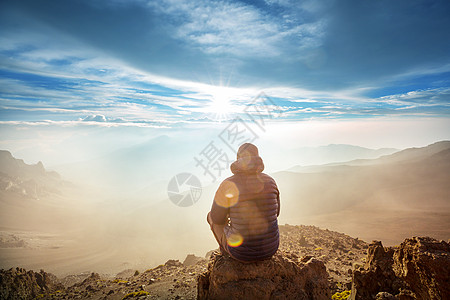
0, 267, 63, 300
115, 269, 136, 279
183, 254, 207, 267
350, 240, 405, 300
393, 237, 450, 299
350, 237, 450, 300
197, 250, 330, 300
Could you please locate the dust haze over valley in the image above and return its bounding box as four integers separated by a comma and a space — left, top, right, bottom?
1, 130, 449, 278
2, 2, 450, 297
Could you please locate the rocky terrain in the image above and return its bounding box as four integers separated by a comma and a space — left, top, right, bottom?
198, 250, 330, 300
1, 225, 449, 300
0, 224, 368, 299
0, 267, 64, 299
350, 237, 450, 300
279, 224, 368, 291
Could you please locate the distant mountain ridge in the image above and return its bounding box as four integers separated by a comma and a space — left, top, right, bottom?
0, 150, 59, 180
376, 140, 450, 164
288, 144, 398, 167
55, 137, 400, 194
0, 150, 62, 201
274, 140, 450, 245
289, 140, 450, 173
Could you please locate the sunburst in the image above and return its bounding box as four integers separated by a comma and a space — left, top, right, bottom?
207, 86, 237, 121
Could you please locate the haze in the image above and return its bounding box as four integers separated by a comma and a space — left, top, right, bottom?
0, 0, 449, 277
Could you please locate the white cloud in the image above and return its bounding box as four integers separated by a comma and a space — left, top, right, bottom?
82, 115, 107, 122
148, 0, 325, 57
1, 15, 448, 128
378, 88, 450, 106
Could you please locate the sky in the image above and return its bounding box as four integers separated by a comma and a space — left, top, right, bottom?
0, 0, 450, 166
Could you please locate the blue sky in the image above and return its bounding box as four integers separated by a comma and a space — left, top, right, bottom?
0, 0, 450, 165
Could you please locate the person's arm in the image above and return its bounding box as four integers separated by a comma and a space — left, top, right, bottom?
210, 201, 229, 225
209, 181, 230, 225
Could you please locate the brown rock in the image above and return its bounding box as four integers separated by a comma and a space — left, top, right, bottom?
364, 241, 394, 270
0, 267, 63, 300
350, 240, 405, 300
393, 237, 450, 300
165, 259, 183, 268
76, 272, 101, 286
197, 250, 330, 300
115, 269, 136, 279
183, 254, 207, 267
350, 237, 450, 300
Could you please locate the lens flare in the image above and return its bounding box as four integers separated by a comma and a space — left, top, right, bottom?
215, 181, 239, 208
227, 233, 244, 247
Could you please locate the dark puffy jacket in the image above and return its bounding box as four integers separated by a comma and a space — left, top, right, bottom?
210, 155, 280, 262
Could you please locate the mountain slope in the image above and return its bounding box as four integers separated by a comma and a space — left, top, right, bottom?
377, 140, 450, 164
274, 141, 450, 245
290, 144, 398, 166
0, 150, 64, 201
0, 150, 94, 233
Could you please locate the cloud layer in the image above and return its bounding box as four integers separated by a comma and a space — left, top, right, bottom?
0, 0, 449, 127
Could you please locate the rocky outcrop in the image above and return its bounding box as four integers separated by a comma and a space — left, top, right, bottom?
184, 254, 207, 267
393, 237, 450, 299
0, 267, 63, 300
279, 224, 368, 294
350, 237, 450, 300
0, 150, 63, 200
197, 250, 330, 300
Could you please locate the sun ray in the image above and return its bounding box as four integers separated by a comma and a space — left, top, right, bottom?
206, 85, 239, 121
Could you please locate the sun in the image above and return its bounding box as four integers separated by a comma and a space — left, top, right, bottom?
207, 86, 237, 121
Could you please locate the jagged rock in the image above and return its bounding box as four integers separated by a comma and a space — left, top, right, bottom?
205, 249, 216, 259
115, 268, 136, 279
60, 271, 92, 287
393, 237, 450, 299
183, 254, 206, 267
0, 267, 63, 300
197, 251, 330, 300
78, 272, 101, 286
364, 241, 394, 270
350, 237, 450, 300
165, 259, 183, 268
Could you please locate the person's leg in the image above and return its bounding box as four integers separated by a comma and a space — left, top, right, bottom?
207, 212, 229, 255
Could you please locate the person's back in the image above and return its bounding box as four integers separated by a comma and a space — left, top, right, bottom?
207, 143, 280, 262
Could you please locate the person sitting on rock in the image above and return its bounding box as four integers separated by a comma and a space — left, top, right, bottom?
207, 143, 280, 262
